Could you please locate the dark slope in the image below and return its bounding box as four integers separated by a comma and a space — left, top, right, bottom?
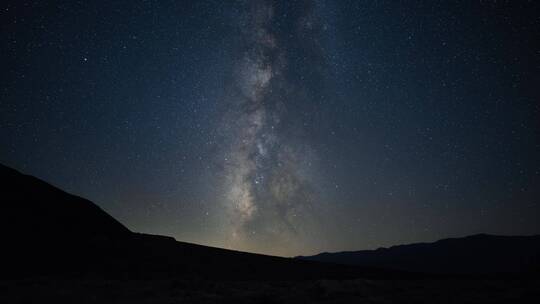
1, 164, 401, 280
1, 164, 131, 239
298, 234, 540, 275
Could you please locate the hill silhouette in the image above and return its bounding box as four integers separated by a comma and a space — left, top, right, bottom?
3, 163, 539, 280
298, 234, 540, 275
1, 163, 397, 280
2, 163, 131, 239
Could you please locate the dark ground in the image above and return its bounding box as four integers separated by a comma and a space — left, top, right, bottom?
2, 276, 539, 304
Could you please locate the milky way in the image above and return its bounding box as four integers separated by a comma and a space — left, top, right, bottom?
217, 1, 324, 255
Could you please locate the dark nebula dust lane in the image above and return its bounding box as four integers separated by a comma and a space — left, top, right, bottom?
1, 0, 539, 257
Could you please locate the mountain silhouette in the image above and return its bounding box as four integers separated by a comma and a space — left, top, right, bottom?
2, 163, 131, 240
3, 163, 538, 280
2, 163, 539, 304
298, 234, 540, 275
1, 163, 399, 280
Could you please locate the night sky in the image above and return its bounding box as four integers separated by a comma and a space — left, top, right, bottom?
1, 1, 539, 257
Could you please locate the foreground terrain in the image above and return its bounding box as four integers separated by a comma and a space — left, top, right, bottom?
2, 277, 539, 303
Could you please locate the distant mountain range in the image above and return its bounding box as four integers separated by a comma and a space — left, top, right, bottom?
2, 163, 539, 279
297, 234, 540, 275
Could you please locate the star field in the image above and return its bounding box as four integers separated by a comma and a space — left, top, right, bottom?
1, 0, 539, 256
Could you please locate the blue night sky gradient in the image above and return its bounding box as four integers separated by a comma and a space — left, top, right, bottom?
1, 0, 539, 256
